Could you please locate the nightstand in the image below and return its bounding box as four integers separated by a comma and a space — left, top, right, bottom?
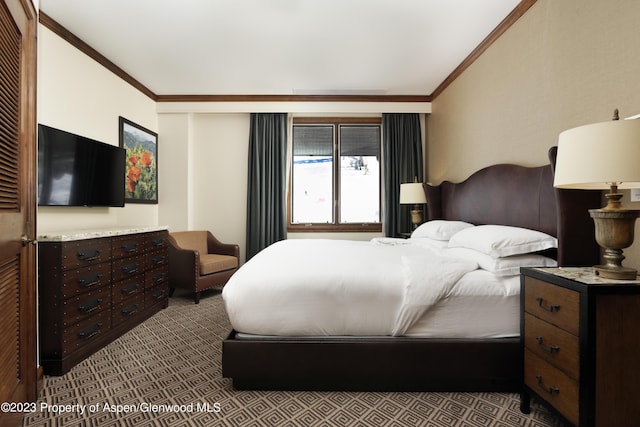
520, 267, 640, 427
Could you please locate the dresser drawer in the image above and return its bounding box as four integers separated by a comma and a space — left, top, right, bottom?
62, 310, 111, 356
61, 287, 110, 327
147, 248, 168, 270
59, 263, 112, 299
524, 277, 579, 335
112, 257, 144, 282
146, 283, 169, 308
112, 234, 146, 260
112, 294, 145, 327
146, 230, 169, 251
60, 238, 112, 270
524, 313, 579, 380
146, 265, 169, 289
525, 349, 579, 426
111, 275, 145, 305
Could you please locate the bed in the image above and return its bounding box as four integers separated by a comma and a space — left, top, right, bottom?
221, 147, 601, 391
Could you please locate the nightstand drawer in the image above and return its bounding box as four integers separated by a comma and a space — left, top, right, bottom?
524, 313, 579, 380
525, 349, 579, 426
524, 277, 579, 335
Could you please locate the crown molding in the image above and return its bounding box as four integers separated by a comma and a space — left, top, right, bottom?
430, 0, 537, 99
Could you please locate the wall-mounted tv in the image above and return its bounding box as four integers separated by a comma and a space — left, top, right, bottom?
37, 124, 126, 207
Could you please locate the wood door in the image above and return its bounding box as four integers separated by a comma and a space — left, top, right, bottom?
0, 0, 37, 425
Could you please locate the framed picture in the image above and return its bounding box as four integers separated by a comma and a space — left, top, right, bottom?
119, 116, 158, 204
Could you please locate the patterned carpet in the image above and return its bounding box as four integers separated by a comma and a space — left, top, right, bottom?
22, 290, 568, 427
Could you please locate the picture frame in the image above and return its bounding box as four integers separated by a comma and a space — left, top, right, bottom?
119, 116, 158, 204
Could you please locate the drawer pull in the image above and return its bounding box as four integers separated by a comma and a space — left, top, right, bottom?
151, 238, 166, 247
77, 249, 101, 262
121, 303, 139, 316
78, 322, 103, 340
152, 272, 166, 283
121, 262, 139, 275
78, 298, 103, 314
151, 289, 166, 300
536, 336, 560, 353
121, 283, 140, 295
152, 255, 166, 265
536, 374, 560, 395
78, 273, 103, 288
536, 297, 560, 313
121, 242, 138, 253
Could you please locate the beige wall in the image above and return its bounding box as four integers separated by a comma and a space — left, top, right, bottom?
37, 25, 158, 234
428, 0, 640, 268
158, 113, 251, 263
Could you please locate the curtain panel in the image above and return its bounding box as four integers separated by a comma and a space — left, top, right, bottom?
382, 113, 424, 237
246, 113, 288, 260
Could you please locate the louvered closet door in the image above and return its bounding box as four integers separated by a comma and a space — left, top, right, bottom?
0, 0, 37, 424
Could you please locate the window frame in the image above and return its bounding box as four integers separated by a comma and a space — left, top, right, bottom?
287, 117, 382, 233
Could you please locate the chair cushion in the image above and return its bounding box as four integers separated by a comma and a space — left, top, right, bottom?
200, 254, 238, 275
171, 231, 208, 254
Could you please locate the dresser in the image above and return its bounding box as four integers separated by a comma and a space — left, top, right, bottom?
38, 227, 170, 375
520, 267, 640, 427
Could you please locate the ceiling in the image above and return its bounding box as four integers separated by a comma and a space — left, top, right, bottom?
39, 0, 522, 97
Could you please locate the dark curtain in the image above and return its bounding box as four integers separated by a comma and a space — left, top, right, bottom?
382, 113, 424, 237
246, 113, 288, 260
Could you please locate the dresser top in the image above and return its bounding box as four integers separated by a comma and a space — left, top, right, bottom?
38, 226, 169, 242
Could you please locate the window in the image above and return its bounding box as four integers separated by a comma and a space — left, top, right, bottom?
289, 118, 381, 232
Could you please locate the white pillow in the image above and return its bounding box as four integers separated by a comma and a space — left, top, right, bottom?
408, 237, 450, 250
447, 225, 557, 258
411, 220, 475, 241
446, 247, 557, 276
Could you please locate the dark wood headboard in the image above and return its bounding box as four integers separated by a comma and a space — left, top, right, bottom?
424, 147, 601, 267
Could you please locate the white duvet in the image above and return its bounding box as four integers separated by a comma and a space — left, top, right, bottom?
222, 238, 522, 337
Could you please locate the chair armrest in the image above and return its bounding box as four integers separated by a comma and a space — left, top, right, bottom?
206, 231, 240, 258
167, 237, 202, 281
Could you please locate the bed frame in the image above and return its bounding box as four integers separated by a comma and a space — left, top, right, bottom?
222, 147, 601, 391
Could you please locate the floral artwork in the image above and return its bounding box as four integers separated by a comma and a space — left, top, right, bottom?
119, 117, 158, 204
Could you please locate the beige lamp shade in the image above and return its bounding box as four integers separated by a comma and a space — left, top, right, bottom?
400, 182, 427, 204
554, 119, 640, 189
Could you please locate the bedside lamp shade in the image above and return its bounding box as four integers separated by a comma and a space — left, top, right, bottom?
399, 183, 427, 205
554, 119, 640, 191
554, 116, 640, 280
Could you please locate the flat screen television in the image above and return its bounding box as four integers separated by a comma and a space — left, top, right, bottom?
37, 124, 126, 207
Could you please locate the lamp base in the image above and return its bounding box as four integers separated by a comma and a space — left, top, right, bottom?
589, 208, 640, 281
593, 264, 638, 280
410, 208, 423, 230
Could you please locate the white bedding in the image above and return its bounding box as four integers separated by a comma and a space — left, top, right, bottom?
222, 238, 523, 338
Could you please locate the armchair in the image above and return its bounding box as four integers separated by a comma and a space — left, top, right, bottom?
167, 230, 240, 304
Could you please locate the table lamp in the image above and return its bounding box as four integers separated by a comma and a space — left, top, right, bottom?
553, 110, 640, 280
400, 178, 427, 231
